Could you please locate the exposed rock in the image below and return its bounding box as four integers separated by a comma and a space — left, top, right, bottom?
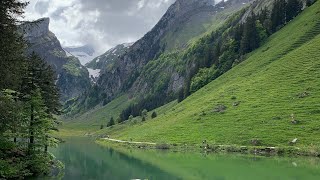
251, 139, 262, 146
213, 104, 227, 113
95, 0, 251, 103
19, 18, 91, 101
289, 138, 298, 145
233, 101, 241, 107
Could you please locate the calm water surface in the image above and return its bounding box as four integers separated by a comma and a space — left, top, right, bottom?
50, 138, 320, 180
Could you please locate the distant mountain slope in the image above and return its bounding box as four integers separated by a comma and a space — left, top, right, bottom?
95, 0, 250, 104
64, 45, 96, 65
100, 1, 320, 148
86, 43, 133, 72
63, 0, 252, 116
20, 18, 91, 101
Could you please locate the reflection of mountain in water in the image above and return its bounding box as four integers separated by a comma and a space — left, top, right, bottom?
51, 139, 178, 180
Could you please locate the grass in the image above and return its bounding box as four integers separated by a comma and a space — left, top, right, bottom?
59, 94, 134, 135
95, 2, 320, 149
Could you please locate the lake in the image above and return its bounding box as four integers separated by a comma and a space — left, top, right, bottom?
50, 138, 320, 180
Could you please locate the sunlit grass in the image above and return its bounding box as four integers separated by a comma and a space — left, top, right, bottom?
100, 2, 320, 149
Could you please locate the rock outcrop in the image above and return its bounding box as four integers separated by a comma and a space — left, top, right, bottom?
19, 18, 91, 101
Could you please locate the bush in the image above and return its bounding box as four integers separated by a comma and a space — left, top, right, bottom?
213, 104, 227, 113
142, 116, 146, 122
156, 143, 170, 149
141, 109, 148, 117
107, 117, 115, 127
151, 112, 157, 119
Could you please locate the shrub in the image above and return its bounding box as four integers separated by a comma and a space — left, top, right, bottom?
141, 109, 148, 117
213, 104, 227, 113
156, 143, 170, 149
151, 111, 157, 119
107, 117, 115, 127
142, 116, 146, 122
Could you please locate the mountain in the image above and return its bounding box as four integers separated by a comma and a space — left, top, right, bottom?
86, 43, 133, 72
90, 0, 320, 149
85, 43, 133, 83
19, 18, 91, 101
97, 0, 251, 100
64, 0, 252, 115
64, 45, 96, 65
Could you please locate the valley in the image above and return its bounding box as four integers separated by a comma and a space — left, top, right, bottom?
1, 0, 320, 179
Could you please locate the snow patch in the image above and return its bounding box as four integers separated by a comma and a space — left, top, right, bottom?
123, 42, 134, 48
87, 68, 101, 83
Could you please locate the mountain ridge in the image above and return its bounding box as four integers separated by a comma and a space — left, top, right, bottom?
19, 18, 91, 101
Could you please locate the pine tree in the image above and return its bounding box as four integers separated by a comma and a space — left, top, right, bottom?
0, 0, 28, 90
240, 13, 259, 54
107, 117, 115, 127
26, 89, 49, 153
20, 53, 60, 154
286, 0, 303, 22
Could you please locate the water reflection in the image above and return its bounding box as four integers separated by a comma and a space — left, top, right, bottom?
51, 138, 320, 180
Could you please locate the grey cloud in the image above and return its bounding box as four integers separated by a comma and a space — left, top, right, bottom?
34, 0, 50, 15
50, 7, 68, 21
75, 0, 175, 51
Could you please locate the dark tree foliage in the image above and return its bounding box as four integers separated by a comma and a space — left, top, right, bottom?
181, 0, 306, 101
306, 0, 316, 6
119, 92, 174, 122
107, 117, 115, 127
177, 89, 185, 103
0, 0, 28, 90
0, 1, 61, 178
271, 0, 287, 32
286, 0, 303, 22
151, 111, 157, 119
240, 13, 260, 54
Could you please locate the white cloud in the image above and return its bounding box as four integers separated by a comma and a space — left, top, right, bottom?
23, 0, 175, 54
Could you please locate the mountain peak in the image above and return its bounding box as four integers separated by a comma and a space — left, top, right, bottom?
20, 17, 50, 38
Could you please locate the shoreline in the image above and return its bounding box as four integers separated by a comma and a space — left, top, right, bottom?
96, 138, 320, 158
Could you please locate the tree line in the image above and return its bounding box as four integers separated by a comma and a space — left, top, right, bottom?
0, 0, 61, 178
181, 0, 306, 99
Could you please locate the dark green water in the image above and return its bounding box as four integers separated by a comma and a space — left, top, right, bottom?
50, 138, 320, 180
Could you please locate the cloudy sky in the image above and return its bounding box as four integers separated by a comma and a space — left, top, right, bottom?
24, 0, 176, 54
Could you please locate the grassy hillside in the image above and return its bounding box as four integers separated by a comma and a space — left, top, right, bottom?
59, 95, 134, 135
98, 1, 320, 149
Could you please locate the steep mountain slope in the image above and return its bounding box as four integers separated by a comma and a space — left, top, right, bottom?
97, 0, 250, 100
66, 0, 251, 114
99, 1, 320, 148
86, 43, 133, 73
20, 18, 91, 101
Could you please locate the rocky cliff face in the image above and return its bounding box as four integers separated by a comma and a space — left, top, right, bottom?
20, 18, 91, 101
86, 43, 133, 73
